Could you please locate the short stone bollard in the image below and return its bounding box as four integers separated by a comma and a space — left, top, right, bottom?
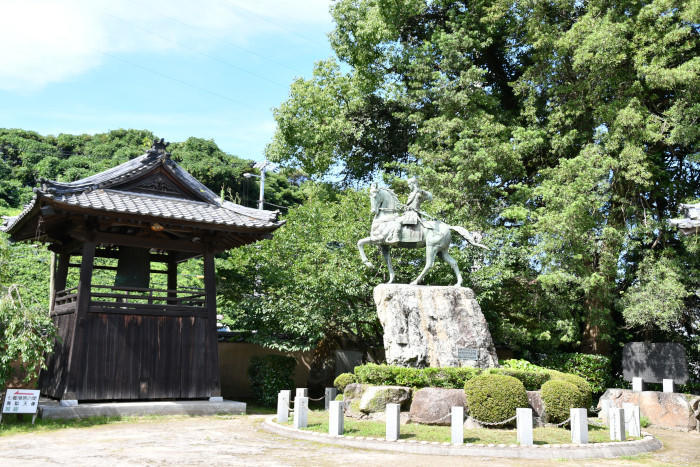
600, 399, 612, 422
570, 408, 588, 444
293, 396, 308, 429
663, 379, 675, 393
329, 400, 344, 436
296, 388, 308, 398
325, 387, 337, 410
516, 408, 533, 446
277, 390, 291, 423
385, 403, 400, 441
609, 407, 625, 441
632, 377, 644, 392
451, 406, 464, 445
623, 403, 641, 437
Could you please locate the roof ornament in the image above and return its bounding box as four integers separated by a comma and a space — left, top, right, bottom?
147, 138, 170, 159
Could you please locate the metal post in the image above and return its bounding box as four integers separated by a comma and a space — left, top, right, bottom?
258, 166, 265, 210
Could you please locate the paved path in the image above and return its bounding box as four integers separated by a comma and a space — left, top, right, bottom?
0, 415, 698, 466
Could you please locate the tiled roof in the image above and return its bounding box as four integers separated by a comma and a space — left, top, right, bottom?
2, 142, 283, 236
51, 189, 280, 228
670, 203, 700, 235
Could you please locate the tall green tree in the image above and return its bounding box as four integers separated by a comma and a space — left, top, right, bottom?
267, 0, 700, 355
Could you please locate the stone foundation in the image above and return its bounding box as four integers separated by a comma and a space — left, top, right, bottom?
374, 284, 498, 368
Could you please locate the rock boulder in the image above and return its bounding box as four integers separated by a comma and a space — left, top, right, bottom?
598, 388, 700, 431
409, 387, 467, 425
359, 385, 412, 413
374, 284, 498, 368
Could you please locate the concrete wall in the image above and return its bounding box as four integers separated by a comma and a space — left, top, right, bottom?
218, 342, 314, 399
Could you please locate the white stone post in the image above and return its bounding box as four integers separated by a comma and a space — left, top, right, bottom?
570, 408, 588, 444
293, 396, 308, 429
632, 377, 644, 392
600, 399, 611, 422
609, 407, 625, 441
296, 388, 308, 398
516, 408, 533, 446
663, 379, 674, 393
325, 387, 337, 410
385, 403, 400, 441
451, 406, 464, 445
329, 400, 344, 436
623, 403, 641, 437
277, 390, 291, 423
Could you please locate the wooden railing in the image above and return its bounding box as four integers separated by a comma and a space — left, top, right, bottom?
89, 285, 207, 316
52, 285, 207, 317
53, 287, 79, 316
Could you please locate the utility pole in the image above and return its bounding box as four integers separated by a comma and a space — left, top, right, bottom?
243, 160, 273, 210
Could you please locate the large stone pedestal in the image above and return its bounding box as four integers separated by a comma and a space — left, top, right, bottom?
374, 284, 498, 368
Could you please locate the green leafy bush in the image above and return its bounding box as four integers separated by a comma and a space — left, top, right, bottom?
538, 353, 612, 396
335, 394, 344, 401
487, 368, 551, 391
353, 363, 480, 389
499, 359, 546, 372
640, 415, 650, 428
0, 285, 56, 389
547, 371, 593, 409
464, 374, 528, 424
247, 355, 296, 407
541, 379, 585, 423
333, 373, 356, 392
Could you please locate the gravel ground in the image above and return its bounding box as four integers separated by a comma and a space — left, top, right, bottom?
0, 415, 698, 466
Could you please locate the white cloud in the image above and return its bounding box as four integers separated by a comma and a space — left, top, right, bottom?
0, 0, 332, 91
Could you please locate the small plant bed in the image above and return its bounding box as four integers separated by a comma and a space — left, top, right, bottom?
286, 410, 636, 444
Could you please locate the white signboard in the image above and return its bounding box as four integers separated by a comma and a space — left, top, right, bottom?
3, 389, 40, 415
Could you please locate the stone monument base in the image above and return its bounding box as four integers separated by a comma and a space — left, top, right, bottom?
374, 284, 498, 368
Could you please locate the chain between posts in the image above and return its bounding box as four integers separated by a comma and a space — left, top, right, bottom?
468, 414, 518, 427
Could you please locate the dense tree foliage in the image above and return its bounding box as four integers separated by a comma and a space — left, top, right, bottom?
267, 0, 700, 360
0, 128, 302, 210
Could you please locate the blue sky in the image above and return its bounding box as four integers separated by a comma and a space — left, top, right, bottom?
0, 0, 334, 162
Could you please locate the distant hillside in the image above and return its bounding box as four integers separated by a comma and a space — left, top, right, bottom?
0, 128, 302, 210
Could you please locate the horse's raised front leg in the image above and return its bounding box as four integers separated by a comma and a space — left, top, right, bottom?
381, 245, 395, 283
441, 248, 462, 287
357, 237, 375, 268
411, 245, 438, 285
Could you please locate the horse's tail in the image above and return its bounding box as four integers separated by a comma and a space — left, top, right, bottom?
450, 226, 488, 249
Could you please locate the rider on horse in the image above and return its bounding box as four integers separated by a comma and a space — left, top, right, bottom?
386, 177, 433, 244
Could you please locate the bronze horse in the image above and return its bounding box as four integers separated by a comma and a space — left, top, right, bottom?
357, 186, 487, 287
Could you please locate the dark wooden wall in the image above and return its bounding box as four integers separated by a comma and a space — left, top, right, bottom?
40, 244, 220, 401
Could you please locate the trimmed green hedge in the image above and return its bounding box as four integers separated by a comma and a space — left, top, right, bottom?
537, 353, 612, 395
548, 371, 593, 409
353, 363, 480, 388
541, 379, 586, 423
487, 368, 551, 391
333, 373, 356, 392
464, 374, 528, 424
247, 355, 296, 407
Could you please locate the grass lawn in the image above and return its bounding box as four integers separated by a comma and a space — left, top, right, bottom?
287, 410, 634, 445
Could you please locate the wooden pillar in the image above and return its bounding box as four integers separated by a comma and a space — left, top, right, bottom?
167, 254, 177, 305
51, 253, 70, 314
63, 241, 96, 401
203, 250, 221, 397
49, 252, 56, 313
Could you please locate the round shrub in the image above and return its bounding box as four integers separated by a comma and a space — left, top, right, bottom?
464, 374, 528, 424
333, 372, 356, 392
541, 379, 585, 423
549, 371, 592, 409
334, 394, 344, 401
247, 355, 296, 407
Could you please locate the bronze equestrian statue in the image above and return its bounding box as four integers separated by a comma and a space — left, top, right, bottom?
357, 178, 487, 287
